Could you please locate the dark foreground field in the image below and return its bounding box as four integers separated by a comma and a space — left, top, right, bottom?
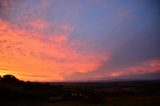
0, 75, 160, 106
1, 96, 160, 106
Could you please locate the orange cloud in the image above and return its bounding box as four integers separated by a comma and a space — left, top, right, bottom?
0, 19, 109, 81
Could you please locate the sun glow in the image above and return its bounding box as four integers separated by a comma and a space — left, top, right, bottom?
0, 69, 17, 77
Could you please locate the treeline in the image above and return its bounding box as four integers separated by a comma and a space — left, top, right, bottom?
0, 74, 106, 103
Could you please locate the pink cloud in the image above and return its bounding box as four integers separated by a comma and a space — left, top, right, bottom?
89, 59, 160, 81
0, 19, 109, 81
109, 60, 160, 78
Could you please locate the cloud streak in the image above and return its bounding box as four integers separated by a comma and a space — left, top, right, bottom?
90, 59, 160, 80
110, 60, 160, 77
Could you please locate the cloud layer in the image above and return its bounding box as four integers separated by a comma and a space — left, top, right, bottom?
0, 19, 108, 81
0, 0, 160, 81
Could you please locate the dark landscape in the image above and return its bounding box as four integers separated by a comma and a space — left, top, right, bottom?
0, 74, 160, 106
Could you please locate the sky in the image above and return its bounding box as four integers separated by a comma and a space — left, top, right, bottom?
0, 0, 160, 82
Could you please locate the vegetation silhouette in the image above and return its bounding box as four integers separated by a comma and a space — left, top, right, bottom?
0, 74, 106, 103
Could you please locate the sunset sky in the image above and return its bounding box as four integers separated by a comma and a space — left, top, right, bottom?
0, 0, 160, 82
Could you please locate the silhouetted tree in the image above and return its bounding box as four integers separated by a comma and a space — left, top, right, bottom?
1, 74, 19, 83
